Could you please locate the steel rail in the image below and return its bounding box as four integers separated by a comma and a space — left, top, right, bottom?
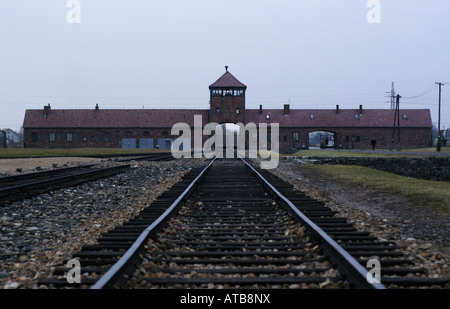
0, 165, 130, 199
238, 155, 386, 289
91, 157, 217, 289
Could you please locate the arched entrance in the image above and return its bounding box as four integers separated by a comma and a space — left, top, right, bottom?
217, 123, 240, 157
309, 131, 335, 149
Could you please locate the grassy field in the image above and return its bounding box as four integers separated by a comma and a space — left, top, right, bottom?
0, 148, 169, 158
302, 164, 450, 216
283, 147, 450, 158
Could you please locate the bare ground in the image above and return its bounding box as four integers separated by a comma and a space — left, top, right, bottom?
0, 157, 103, 176
271, 161, 450, 279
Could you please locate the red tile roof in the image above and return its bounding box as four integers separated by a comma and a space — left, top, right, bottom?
23, 108, 431, 129
245, 109, 432, 128
23, 109, 210, 128
209, 71, 247, 89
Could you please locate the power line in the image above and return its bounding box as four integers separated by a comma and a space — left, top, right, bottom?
402, 84, 436, 99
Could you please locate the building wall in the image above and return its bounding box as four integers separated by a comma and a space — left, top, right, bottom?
210, 94, 246, 124
24, 128, 179, 149
276, 127, 431, 150
24, 126, 431, 150
24, 127, 213, 150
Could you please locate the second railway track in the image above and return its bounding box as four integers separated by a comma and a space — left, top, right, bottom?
0, 152, 175, 207
0, 164, 130, 206
40, 156, 449, 289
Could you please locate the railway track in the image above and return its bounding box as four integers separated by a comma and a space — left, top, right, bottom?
0, 152, 175, 207
0, 164, 130, 206
115, 152, 175, 162
40, 157, 448, 289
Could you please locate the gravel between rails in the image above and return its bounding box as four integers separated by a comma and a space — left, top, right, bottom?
124, 159, 348, 289
0, 158, 208, 289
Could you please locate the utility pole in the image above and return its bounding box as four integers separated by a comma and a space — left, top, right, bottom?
435, 82, 444, 152
391, 94, 401, 151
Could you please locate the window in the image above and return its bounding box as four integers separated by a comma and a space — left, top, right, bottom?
49, 133, 55, 142
346, 136, 349, 142
105, 133, 110, 142
212, 89, 222, 97
234, 89, 244, 96
126, 132, 132, 136
83, 136, 87, 142
143, 131, 149, 136
216, 108, 220, 114
284, 136, 288, 142
91, 136, 95, 142
31, 133, 37, 142
356, 136, 360, 142
235, 108, 240, 114
293, 132, 299, 142
310, 114, 315, 120
67, 133, 73, 142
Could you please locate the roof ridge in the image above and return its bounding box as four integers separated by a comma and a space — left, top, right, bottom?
209, 71, 247, 88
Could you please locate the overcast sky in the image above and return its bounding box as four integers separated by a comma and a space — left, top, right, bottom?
1, 0, 449, 132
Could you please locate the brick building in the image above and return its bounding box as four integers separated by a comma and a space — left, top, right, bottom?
23, 68, 432, 150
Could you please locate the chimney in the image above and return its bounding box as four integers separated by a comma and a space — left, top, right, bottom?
359, 105, 363, 115
336, 105, 339, 115
284, 104, 290, 115
43, 104, 51, 117
95, 104, 99, 111
259, 104, 263, 115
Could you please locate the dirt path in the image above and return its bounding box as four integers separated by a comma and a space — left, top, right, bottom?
0, 157, 103, 176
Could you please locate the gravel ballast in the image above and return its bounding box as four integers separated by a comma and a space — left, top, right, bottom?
1, 157, 447, 289
0, 158, 208, 289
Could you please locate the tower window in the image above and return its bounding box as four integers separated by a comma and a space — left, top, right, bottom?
234, 90, 244, 96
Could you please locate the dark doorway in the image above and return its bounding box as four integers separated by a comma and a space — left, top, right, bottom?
309, 131, 335, 149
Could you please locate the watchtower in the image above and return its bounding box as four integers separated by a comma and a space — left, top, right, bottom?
209, 66, 247, 124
